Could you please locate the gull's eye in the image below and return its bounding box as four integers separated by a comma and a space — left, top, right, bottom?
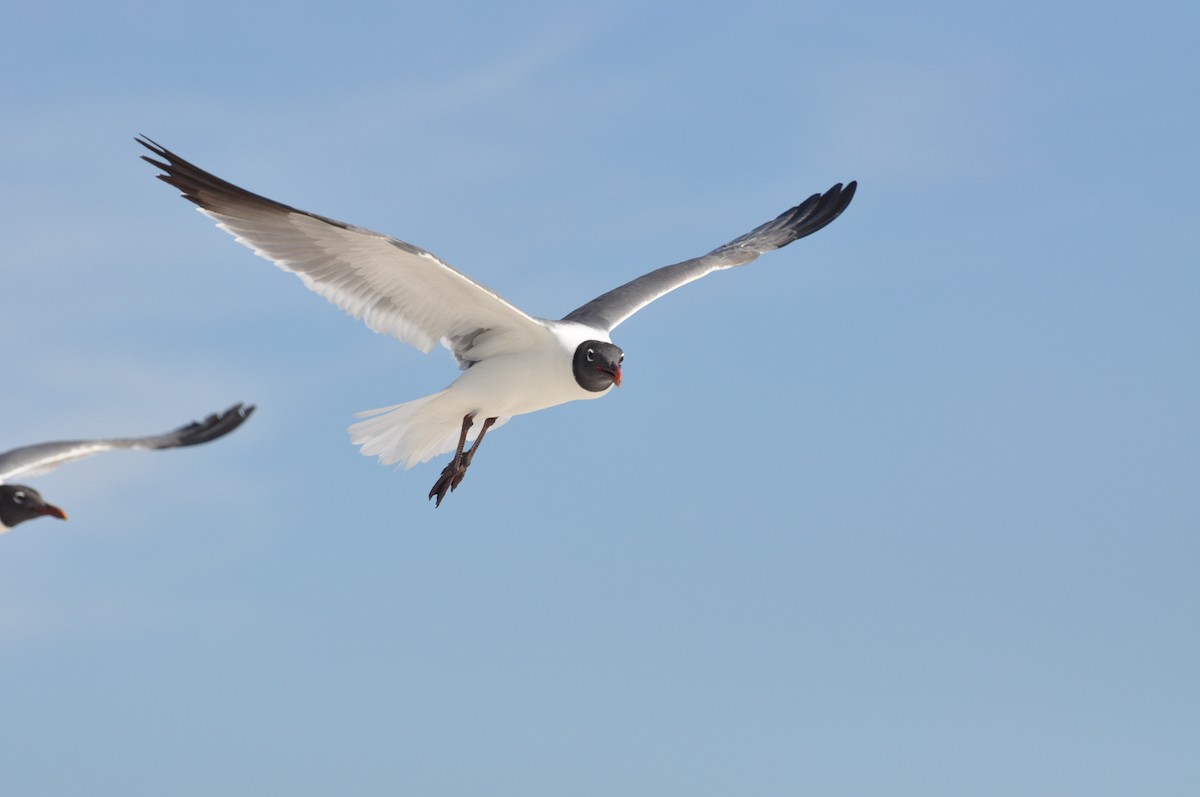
586, 348, 595, 362
618, 353, 624, 364
13, 491, 26, 504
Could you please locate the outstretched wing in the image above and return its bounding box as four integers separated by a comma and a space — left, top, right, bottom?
0, 403, 255, 483
561, 182, 856, 332
138, 137, 552, 365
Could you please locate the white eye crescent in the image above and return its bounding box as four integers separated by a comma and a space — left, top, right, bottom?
13, 491, 26, 504
619, 353, 624, 363
586, 348, 595, 362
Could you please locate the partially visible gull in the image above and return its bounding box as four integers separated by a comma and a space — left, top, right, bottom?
139, 136, 855, 506
0, 403, 254, 533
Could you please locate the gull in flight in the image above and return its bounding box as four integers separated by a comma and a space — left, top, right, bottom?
139, 137, 855, 506
0, 404, 255, 533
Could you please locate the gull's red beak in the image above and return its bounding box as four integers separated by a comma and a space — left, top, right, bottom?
38, 503, 68, 521
593, 364, 622, 388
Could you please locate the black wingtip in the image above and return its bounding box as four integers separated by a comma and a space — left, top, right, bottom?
169, 403, 257, 448
823, 180, 856, 224
135, 134, 162, 153
135, 134, 172, 170
788, 180, 858, 241
137, 134, 305, 219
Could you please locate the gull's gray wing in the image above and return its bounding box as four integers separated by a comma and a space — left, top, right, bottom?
138, 137, 553, 366
561, 182, 857, 332
0, 404, 255, 483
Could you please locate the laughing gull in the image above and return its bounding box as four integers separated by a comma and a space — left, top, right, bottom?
139, 136, 855, 506
0, 403, 254, 533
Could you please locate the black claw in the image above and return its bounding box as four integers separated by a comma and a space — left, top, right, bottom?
428, 463, 459, 507
429, 456, 470, 507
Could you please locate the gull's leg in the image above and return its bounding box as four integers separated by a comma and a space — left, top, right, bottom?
449, 416, 497, 492
429, 414, 475, 507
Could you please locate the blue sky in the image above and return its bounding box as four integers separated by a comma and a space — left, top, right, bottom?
3, 1, 1197, 794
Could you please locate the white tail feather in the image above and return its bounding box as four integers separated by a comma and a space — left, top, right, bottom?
349, 391, 510, 468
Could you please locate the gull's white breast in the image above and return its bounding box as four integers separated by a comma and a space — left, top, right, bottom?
449, 321, 613, 419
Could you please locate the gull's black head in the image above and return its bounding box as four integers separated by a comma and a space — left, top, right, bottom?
0, 484, 68, 532
572, 340, 624, 392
